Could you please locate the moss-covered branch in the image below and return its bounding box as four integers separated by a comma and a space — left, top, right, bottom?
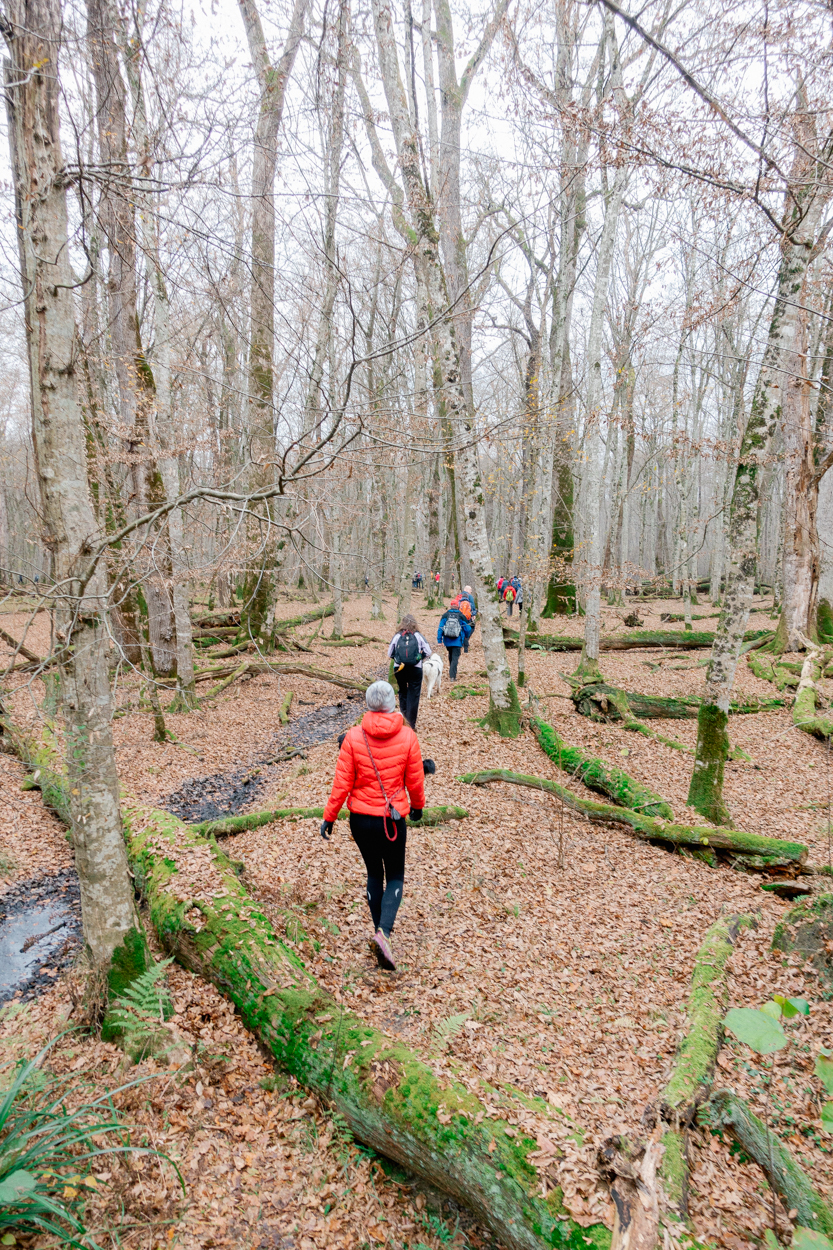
123, 806, 607, 1250
702, 1090, 833, 1238
457, 770, 807, 870
4, 713, 606, 1249
659, 915, 754, 1218
529, 714, 673, 819
747, 652, 800, 690
792, 651, 833, 741
571, 683, 783, 722
189, 805, 469, 838
503, 628, 771, 653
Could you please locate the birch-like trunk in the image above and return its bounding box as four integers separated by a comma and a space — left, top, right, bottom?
3, 0, 140, 969
689, 143, 830, 821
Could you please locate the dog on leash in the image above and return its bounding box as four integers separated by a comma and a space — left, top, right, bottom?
422, 653, 444, 699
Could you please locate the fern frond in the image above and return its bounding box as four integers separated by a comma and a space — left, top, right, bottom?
110, 958, 173, 1024
431, 1012, 471, 1051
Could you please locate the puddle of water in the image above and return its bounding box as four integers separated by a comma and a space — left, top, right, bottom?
0, 870, 82, 1004
163, 690, 370, 824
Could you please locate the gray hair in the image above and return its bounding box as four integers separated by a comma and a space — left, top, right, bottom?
365, 680, 397, 713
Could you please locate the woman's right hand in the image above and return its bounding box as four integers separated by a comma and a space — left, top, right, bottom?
320, 820, 334, 840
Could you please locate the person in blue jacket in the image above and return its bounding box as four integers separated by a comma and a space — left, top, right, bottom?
437, 604, 472, 683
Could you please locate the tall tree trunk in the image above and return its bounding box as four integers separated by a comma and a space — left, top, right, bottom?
689, 126, 831, 822
3, 0, 142, 972
237, 0, 308, 642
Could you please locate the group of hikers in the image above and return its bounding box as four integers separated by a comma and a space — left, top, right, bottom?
319, 575, 525, 971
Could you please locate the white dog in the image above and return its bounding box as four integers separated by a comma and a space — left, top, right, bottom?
422, 653, 444, 699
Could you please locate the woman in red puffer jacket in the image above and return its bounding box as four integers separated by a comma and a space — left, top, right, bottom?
320, 680, 426, 971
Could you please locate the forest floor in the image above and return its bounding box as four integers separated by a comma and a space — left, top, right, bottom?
1, 590, 833, 1250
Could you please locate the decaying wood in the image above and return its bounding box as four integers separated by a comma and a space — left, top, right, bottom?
598, 1132, 662, 1250
458, 770, 808, 870
571, 682, 783, 721
0, 622, 42, 665
703, 1090, 833, 1238
658, 914, 754, 1219
503, 628, 771, 652
792, 648, 833, 740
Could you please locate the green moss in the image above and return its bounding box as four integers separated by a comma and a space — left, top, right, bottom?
106, 926, 152, 1002
119, 801, 607, 1248
485, 680, 523, 737
659, 1128, 688, 1215
532, 716, 673, 818
688, 702, 731, 825
818, 598, 833, 644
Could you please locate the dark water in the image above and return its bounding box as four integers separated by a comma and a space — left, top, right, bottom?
0, 869, 82, 1004
162, 691, 369, 824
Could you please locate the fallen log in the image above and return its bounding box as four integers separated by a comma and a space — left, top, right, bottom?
457, 770, 807, 871
702, 1090, 833, 1238
0, 622, 43, 665
3, 715, 606, 1250
571, 683, 783, 722
792, 650, 833, 741
122, 805, 602, 1250
503, 628, 772, 653
747, 653, 799, 690
273, 603, 335, 632
278, 690, 294, 724
189, 804, 469, 838
165, 661, 370, 698
529, 713, 673, 819
659, 914, 753, 1219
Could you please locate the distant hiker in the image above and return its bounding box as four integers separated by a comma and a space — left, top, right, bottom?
364, 574, 369, 590
503, 578, 517, 617
320, 681, 426, 971
388, 613, 432, 729
511, 576, 523, 614
450, 585, 476, 652
434, 571, 440, 590
437, 603, 472, 682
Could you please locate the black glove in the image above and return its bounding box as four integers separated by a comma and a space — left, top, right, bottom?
337, 732, 347, 749
320, 820, 334, 840
409, 808, 423, 822
422, 759, 436, 775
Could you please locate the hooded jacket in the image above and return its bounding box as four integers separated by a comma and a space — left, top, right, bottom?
323, 710, 425, 821
437, 608, 472, 647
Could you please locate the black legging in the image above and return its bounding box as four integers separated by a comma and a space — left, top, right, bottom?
350, 813, 407, 936
445, 644, 461, 679
395, 665, 423, 728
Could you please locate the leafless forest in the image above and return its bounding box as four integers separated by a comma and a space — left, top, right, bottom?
1, 0, 833, 1246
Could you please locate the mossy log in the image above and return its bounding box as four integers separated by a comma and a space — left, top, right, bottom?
571, 683, 783, 722
166, 661, 370, 697
189, 804, 469, 838
503, 628, 771, 653
457, 770, 807, 871
792, 652, 833, 741
529, 715, 673, 819
123, 805, 606, 1250
273, 603, 335, 632
702, 1090, 833, 1238
819, 598, 833, 644
747, 652, 799, 690
659, 915, 753, 1218
4, 714, 606, 1249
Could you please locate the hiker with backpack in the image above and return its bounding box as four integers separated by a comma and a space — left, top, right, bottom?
511, 576, 523, 615
388, 613, 433, 729
437, 602, 472, 682
320, 680, 428, 971
503, 578, 517, 616
449, 585, 476, 652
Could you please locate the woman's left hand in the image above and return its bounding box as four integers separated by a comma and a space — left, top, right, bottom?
320, 820, 334, 840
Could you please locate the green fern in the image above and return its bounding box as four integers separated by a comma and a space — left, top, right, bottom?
431, 1012, 471, 1052
107, 958, 173, 1034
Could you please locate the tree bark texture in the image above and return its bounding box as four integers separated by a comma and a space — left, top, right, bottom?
3, 0, 140, 968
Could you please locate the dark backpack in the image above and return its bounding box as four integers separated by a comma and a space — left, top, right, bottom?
393, 630, 421, 666
443, 610, 463, 640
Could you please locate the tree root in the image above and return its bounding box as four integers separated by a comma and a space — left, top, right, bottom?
793, 650, 833, 741
747, 652, 800, 690
529, 710, 673, 819
457, 770, 807, 871
701, 1090, 833, 1238
189, 804, 469, 838
658, 915, 754, 1219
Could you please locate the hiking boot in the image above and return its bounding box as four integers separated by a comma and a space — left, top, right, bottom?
374, 929, 396, 971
